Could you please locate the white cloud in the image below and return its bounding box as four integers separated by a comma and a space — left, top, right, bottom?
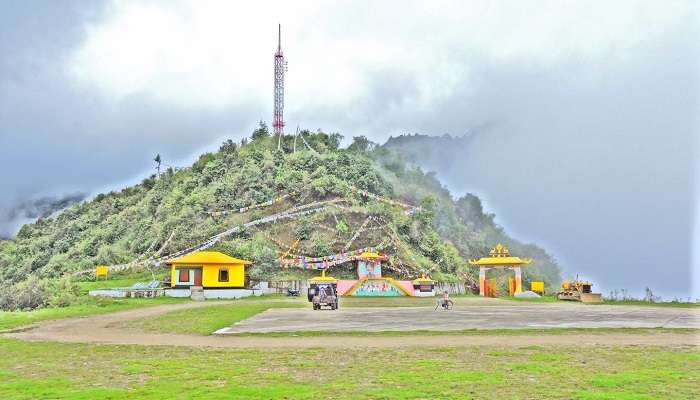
68, 0, 692, 116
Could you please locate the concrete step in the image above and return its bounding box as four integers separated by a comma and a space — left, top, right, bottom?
190, 286, 205, 301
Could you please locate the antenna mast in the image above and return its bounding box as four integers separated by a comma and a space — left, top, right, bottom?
273, 24, 286, 141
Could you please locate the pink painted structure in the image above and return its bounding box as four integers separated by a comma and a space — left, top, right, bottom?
395, 280, 415, 295
337, 280, 356, 296
337, 252, 416, 296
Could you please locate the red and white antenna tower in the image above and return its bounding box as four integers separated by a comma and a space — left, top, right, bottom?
273, 24, 286, 140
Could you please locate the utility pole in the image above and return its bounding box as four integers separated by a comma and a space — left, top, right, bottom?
293, 125, 299, 153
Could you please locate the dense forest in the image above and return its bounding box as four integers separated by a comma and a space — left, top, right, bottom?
0, 124, 562, 309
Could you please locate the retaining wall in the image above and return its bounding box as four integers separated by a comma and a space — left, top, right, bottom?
88, 289, 165, 298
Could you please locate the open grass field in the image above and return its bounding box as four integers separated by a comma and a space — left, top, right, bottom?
2, 273, 178, 332
0, 297, 186, 332
0, 337, 697, 399
128, 300, 305, 335
3, 294, 698, 399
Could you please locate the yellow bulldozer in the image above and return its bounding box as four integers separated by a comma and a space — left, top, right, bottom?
557, 278, 603, 303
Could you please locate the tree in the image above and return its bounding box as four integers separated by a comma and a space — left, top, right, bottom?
418, 195, 436, 226
154, 154, 162, 176
347, 135, 372, 152
219, 139, 237, 154
456, 193, 486, 228
295, 217, 313, 240
328, 133, 344, 150
251, 120, 270, 140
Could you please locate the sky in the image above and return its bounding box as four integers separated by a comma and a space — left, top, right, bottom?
0, 0, 697, 298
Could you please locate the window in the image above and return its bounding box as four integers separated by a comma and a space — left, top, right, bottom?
219, 268, 229, 282
178, 269, 189, 282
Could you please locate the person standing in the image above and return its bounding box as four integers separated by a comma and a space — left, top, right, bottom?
442, 291, 450, 309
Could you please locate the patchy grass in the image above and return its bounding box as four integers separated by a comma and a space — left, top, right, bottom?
600, 299, 700, 308
0, 338, 697, 399
225, 327, 699, 338
0, 297, 186, 332
505, 295, 560, 303
128, 300, 305, 335
504, 295, 699, 308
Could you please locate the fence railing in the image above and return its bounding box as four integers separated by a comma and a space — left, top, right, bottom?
434, 282, 469, 295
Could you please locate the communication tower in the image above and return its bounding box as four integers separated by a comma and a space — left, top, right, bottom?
273, 24, 286, 137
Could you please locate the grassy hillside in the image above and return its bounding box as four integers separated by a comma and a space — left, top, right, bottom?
0, 125, 562, 302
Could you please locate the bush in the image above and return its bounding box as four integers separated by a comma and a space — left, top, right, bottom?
0, 276, 48, 311
0, 275, 80, 311
48, 276, 81, 307
310, 234, 330, 256
335, 220, 349, 235
295, 218, 312, 240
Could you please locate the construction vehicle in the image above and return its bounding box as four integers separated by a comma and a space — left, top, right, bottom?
557, 277, 603, 303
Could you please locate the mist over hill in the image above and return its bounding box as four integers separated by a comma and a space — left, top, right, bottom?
383, 133, 695, 300
0, 126, 561, 293
0, 193, 87, 239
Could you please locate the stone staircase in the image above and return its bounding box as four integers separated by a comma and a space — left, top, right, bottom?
190, 286, 205, 301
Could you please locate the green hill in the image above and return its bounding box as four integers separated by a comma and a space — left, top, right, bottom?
0, 125, 561, 296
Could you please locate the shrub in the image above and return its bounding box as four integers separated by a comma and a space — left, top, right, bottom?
295, 218, 312, 240
0, 276, 48, 311
47, 276, 80, 307
335, 220, 349, 235
0, 275, 80, 311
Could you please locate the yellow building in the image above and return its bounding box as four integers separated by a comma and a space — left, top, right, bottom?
411, 276, 435, 297
166, 251, 252, 289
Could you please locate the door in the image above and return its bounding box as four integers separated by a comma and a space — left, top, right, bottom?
193, 269, 203, 286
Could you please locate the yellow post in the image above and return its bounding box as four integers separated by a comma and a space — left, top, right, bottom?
508, 277, 515, 296
479, 267, 486, 296
487, 278, 497, 297
513, 266, 522, 294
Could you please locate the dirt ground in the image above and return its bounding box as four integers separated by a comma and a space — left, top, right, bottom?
4, 300, 699, 348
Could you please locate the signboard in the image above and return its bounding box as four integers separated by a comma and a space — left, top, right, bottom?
418, 283, 433, 292
531, 281, 544, 294
95, 265, 108, 278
